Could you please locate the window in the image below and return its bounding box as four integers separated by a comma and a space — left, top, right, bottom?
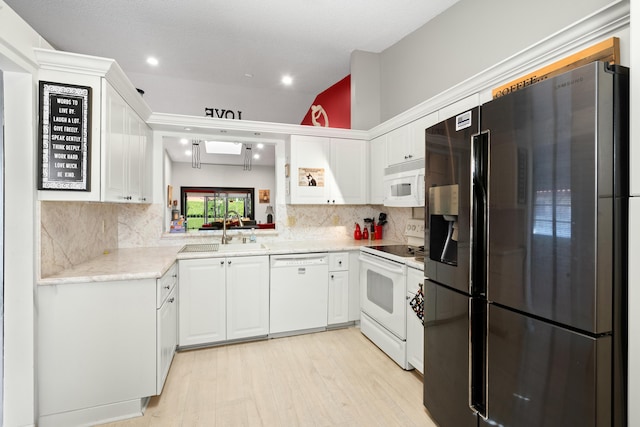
181, 187, 254, 230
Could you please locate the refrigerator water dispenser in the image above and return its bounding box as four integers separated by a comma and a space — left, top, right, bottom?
429, 184, 459, 265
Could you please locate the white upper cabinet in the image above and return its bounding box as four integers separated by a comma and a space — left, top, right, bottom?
386, 125, 412, 166
369, 134, 387, 205
286, 135, 367, 205
35, 49, 153, 203
330, 138, 367, 204
385, 112, 439, 168
408, 112, 439, 162
102, 81, 152, 203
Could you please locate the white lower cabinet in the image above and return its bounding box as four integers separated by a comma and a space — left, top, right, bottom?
328, 252, 350, 325
328, 250, 361, 324
38, 264, 179, 427
156, 263, 178, 394
178, 255, 269, 347
38, 279, 157, 427
226, 256, 270, 340
406, 267, 424, 374
179, 258, 226, 346
348, 250, 361, 321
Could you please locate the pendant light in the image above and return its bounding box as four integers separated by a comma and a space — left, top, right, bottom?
191, 139, 201, 169
243, 143, 252, 171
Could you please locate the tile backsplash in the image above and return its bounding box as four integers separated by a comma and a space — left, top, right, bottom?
40, 201, 414, 277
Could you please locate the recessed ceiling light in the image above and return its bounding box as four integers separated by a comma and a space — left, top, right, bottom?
253, 154, 260, 160
244, 73, 254, 78
146, 57, 159, 66
281, 75, 293, 86
184, 127, 191, 131
180, 138, 188, 145
185, 149, 192, 156
257, 143, 264, 149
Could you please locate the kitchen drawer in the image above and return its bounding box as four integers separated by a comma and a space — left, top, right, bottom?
157, 263, 178, 308
329, 252, 349, 271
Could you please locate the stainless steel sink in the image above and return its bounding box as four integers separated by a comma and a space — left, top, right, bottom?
217, 242, 267, 251
178, 243, 220, 253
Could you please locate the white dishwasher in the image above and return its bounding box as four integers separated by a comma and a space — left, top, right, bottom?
270, 253, 329, 335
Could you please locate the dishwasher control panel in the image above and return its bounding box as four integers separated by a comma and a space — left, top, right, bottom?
271, 254, 328, 267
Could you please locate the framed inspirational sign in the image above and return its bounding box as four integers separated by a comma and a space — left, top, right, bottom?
38, 81, 91, 191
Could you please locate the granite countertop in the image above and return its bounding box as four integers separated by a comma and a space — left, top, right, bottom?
38, 239, 403, 285
39, 246, 182, 285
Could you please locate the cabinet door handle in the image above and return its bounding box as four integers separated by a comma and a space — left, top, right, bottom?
338, 260, 342, 266
228, 260, 232, 265
164, 285, 170, 290
331, 274, 334, 279
220, 261, 224, 265
168, 297, 175, 303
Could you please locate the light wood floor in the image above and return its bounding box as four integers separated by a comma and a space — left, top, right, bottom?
99, 327, 437, 427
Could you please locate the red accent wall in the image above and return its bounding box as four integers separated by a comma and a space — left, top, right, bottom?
300, 75, 350, 129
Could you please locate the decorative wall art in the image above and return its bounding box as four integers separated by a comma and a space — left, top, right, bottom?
259, 189, 270, 203
297, 167, 324, 187
38, 81, 91, 191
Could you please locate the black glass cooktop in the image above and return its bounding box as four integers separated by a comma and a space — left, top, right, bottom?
366, 244, 423, 258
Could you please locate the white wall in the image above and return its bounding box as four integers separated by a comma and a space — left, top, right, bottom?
0, 2, 55, 425
350, 50, 381, 130
376, 0, 621, 122
126, 71, 315, 125
171, 162, 276, 224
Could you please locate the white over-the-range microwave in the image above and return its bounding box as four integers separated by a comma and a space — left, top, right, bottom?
382, 161, 425, 207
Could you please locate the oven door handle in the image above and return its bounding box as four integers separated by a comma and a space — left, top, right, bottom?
359, 254, 405, 274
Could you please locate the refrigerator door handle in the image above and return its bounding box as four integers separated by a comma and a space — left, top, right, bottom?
468, 297, 488, 418
469, 132, 489, 419
470, 132, 489, 296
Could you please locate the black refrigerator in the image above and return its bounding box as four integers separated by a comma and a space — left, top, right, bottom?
423, 61, 628, 427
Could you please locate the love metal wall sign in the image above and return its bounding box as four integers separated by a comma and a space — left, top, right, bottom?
205, 108, 243, 120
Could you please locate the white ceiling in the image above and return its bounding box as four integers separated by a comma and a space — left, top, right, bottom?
6, 0, 459, 165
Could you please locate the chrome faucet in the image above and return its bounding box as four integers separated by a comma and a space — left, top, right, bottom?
222, 210, 244, 244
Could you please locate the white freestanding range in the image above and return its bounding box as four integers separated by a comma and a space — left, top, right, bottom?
359, 219, 425, 369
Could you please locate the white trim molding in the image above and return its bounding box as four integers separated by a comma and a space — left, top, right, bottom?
368, 0, 630, 139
